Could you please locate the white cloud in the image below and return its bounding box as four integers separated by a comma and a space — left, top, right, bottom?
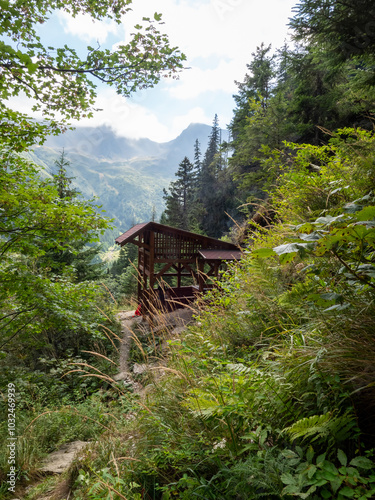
117, 0, 295, 101
58, 11, 120, 44
168, 60, 240, 100
120, 0, 294, 60
72, 89, 172, 142
7, 1, 297, 143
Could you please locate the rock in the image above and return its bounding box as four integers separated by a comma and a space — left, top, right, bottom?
171, 326, 186, 336
41, 441, 88, 474
113, 371, 132, 381
133, 363, 148, 375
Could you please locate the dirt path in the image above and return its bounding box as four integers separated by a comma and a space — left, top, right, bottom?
116, 310, 139, 373
114, 307, 195, 384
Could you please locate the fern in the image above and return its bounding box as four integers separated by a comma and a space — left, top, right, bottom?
283, 411, 355, 443
228, 447, 289, 498
183, 388, 220, 419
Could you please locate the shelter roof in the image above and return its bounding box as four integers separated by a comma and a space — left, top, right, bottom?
115, 222, 148, 246
198, 249, 243, 261
115, 222, 239, 250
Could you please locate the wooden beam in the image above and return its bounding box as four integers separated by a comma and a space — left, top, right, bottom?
155, 262, 174, 278
137, 247, 142, 303
154, 257, 196, 264
198, 259, 205, 292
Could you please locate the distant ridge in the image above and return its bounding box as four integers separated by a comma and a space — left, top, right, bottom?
29, 123, 217, 245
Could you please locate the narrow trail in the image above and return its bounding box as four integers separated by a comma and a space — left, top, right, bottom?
116, 310, 139, 374
114, 307, 195, 387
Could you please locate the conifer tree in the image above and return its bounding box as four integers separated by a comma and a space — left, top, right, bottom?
162, 156, 196, 230
52, 149, 77, 199
193, 115, 239, 238
231, 43, 275, 142
40, 152, 105, 281
193, 139, 202, 175
202, 114, 221, 169
289, 0, 375, 65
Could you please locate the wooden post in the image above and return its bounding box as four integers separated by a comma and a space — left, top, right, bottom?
137, 246, 142, 304
177, 262, 181, 288
149, 230, 155, 290
198, 259, 205, 292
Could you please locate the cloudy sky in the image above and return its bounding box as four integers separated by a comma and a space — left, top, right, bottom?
36, 0, 297, 142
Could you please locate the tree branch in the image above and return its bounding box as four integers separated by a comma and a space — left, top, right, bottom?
331, 249, 375, 290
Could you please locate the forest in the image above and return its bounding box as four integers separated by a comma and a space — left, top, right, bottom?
1, 0, 375, 498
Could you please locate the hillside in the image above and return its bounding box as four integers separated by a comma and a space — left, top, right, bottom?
28, 123, 213, 239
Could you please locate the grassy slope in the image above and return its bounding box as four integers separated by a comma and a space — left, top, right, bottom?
6, 128, 375, 499
65, 128, 375, 499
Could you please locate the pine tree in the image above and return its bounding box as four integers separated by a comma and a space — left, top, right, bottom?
231, 43, 275, 143
162, 156, 196, 230
52, 149, 77, 199
202, 114, 221, 169
40, 151, 105, 281
193, 139, 202, 175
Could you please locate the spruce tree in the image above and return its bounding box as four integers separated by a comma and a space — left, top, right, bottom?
40, 151, 105, 281
162, 156, 196, 230
52, 149, 77, 199
230, 43, 275, 144
193, 139, 202, 175
194, 115, 239, 238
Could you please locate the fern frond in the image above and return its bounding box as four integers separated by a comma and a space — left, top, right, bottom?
283, 412, 355, 443
283, 412, 334, 441
183, 389, 220, 419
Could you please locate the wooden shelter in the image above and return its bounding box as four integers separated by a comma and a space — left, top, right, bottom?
115, 222, 242, 311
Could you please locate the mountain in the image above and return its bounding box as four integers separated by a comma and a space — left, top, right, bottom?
28, 123, 214, 246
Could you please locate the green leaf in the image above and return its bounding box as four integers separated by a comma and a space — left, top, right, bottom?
282, 484, 301, 496
306, 446, 314, 463
252, 247, 276, 258
355, 206, 375, 221
330, 475, 344, 494
337, 449, 348, 467
280, 472, 296, 485
350, 456, 375, 470
307, 464, 317, 479
273, 242, 310, 255
339, 486, 356, 497
281, 449, 299, 459
321, 489, 332, 499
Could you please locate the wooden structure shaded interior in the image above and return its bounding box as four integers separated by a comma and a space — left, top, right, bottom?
115, 222, 242, 310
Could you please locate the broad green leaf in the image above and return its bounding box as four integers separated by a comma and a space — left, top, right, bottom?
355, 206, 375, 221
252, 247, 276, 258
349, 456, 375, 469
306, 445, 314, 463
280, 472, 296, 485
337, 449, 347, 467
339, 486, 356, 497
321, 488, 332, 499
307, 464, 317, 479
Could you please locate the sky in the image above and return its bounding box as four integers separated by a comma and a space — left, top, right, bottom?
17, 0, 298, 143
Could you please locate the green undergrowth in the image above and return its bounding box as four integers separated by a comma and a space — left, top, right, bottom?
0, 309, 130, 497
5, 128, 375, 499
67, 128, 375, 499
